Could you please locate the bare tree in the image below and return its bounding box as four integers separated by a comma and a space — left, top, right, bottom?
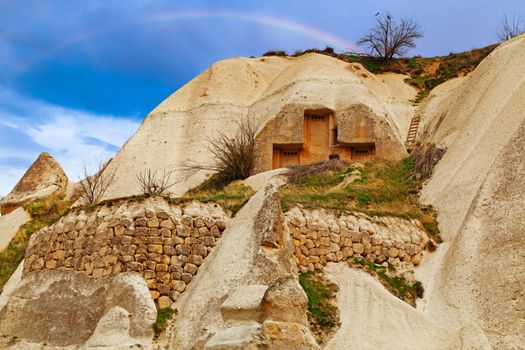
179, 118, 259, 186
496, 12, 524, 42
357, 13, 423, 60
79, 160, 116, 206
136, 169, 177, 195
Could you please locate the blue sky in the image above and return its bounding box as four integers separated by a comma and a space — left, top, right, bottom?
1, 0, 524, 195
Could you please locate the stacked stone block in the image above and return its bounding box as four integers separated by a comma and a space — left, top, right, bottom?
23, 198, 229, 308
284, 207, 430, 273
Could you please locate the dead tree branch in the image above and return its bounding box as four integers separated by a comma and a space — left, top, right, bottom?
357, 13, 423, 60
496, 12, 524, 42
136, 169, 178, 195
79, 160, 116, 206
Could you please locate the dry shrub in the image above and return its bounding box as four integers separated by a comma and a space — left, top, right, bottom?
137, 169, 177, 195
1, 193, 72, 290
262, 50, 287, 57
410, 143, 446, 179
286, 159, 352, 183
179, 119, 258, 187
496, 12, 525, 42
79, 160, 116, 206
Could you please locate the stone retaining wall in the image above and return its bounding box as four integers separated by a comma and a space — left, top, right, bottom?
23, 198, 229, 308
285, 207, 430, 273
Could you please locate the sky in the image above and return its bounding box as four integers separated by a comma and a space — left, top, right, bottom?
0, 0, 524, 196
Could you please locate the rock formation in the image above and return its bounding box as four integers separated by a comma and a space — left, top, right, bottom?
0, 152, 69, 215
0, 34, 524, 350
22, 198, 229, 308
0, 207, 30, 251
286, 208, 430, 272
0, 270, 156, 348
99, 53, 415, 200
414, 33, 525, 348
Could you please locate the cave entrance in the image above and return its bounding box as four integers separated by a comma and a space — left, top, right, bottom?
303, 112, 332, 163
350, 143, 376, 162
272, 146, 301, 168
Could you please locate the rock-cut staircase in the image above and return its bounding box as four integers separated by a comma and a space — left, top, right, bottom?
405, 114, 421, 151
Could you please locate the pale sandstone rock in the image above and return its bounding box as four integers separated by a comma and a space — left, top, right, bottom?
0, 207, 30, 251
262, 276, 308, 325
0, 261, 24, 311
169, 181, 311, 350
261, 320, 320, 350
324, 263, 458, 350
243, 168, 289, 192
184, 205, 203, 218
416, 34, 525, 350
205, 322, 261, 350
158, 296, 172, 309
221, 285, 268, 323
0, 152, 70, 215
0, 270, 155, 347
84, 306, 153, 348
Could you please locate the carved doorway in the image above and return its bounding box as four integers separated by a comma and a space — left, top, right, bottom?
303, 113, 330, 163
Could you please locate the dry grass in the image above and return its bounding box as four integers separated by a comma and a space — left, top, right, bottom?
0, 193, 73, 290
350, 257, 423, 306
409, 143, 446, 179
179, 118, 259, 187
279, 44, 497, 103
286, 159, 352, 182
168, 177, 255, 216
280, 159, 441, 240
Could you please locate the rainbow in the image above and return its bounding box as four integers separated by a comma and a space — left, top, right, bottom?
143, 10, 356, 51
24, 10, 356, 70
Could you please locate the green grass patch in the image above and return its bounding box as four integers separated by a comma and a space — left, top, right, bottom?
353, 257, 422, 304
0, 193, 72, 290
280, 159, 441, 241
154, 307, 175, 334
282, 159, 416, 215
299, 271, 339, 330
176, 177, 255, 216
284, 44, 497, 103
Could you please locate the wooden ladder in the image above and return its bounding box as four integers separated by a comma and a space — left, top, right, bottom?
405, 115, 421, 151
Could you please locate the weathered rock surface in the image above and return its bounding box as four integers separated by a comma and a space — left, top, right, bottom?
0, 152, 69, 215
324, 263, 458, 350
0, 207, 30, 251
416, 34, 525, 348
221, 285, 268, 323
99, 54, 415, 200
262, 275, 308, 325
261, 320, 319, 350
169, 179, 318, 350
0, 270, 156, 348
0, 261, 24, 311
243, 168, 289, 192
205, 322, 262, 350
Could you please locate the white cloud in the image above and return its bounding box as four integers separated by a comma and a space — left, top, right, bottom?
0, 86, 140, 196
